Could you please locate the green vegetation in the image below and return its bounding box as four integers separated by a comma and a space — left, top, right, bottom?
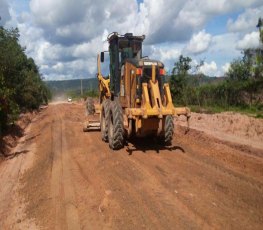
169, 19, 263, 117
190, 104, 263, 117
0, 26, 50, 134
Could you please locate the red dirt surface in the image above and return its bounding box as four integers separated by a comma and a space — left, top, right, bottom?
177, 112, 263, 150
0, 102, 262, 229
0, 111, 38, 158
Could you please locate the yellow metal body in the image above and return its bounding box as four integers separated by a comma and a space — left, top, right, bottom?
84, 54, 110, 132
97, 54, 111, 102
96, 53, 190, 137
119, 61, 190, 137
125, 81, 190, 118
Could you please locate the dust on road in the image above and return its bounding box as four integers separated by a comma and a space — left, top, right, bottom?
0, 102, 262, 230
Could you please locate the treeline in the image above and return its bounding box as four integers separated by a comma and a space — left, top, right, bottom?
46, 78, 98, 97
0, 26, 51, 133
170, 54, 263, 110
170, 21, 263, 112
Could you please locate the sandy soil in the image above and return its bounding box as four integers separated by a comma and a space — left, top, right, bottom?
0, 111, 38, 157
0, 102, 262, 230
177, 112, 263, 150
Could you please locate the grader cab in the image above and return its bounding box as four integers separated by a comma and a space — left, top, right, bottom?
85, 32, 190, 150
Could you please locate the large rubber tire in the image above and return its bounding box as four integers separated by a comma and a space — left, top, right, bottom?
108, 101, 124, 150
164, 115, 174, 146
100, 99, 110, 142
86, 98, 95, 115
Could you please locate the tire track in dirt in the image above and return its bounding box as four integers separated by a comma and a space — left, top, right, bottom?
0, 121, 38, 229
178, 127, 263, 180
0, 156, 24, 228
64, 103, 263, 229
118, 147, 212, 229
5, 102, 262, 230
50, 106, 80, 230
121, 136, 263, 229
75, 132, 168, 229
72, 129, 208, 229
184, 144, 263, 190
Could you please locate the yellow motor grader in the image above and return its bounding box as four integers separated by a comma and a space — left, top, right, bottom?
84, 32, 190, 150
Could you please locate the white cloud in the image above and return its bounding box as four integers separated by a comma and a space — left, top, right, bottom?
199, 61, 218, 76
30, 0, 88, 27
185, 30, 212, 54
28, 0, 263, 47
172, 0, 263, 37
206, 33, 241, 64
222, 62, 230, 74
3, 0, 263, 80
227, 6, 263, 32
150, 45, 181, 63
72, 37, 108, 59
29, 0, 139, 44
236, 31, 261, 50
52, 62, 64, 72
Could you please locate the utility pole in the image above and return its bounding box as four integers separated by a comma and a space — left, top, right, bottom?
81, 79, 83, 96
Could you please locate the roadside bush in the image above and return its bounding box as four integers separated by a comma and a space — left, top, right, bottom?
0, 26, 50, 133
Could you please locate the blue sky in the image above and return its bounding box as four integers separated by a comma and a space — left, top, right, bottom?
1, 0, 262, 80
206, 12, 239, 35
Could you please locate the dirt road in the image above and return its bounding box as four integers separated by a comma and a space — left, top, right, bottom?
0, 102, 262, 230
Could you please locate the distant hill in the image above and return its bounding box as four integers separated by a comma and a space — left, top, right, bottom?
46, 78, 98, 96
46, 75, 224, 97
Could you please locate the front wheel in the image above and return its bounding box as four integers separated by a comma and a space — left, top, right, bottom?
164, 115, 174, 146
108, 101, 124, 150
100, 99, 110, 142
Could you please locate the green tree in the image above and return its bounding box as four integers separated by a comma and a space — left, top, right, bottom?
256, 17, 263, 43
224, 24, 263, 107
170, 55, 192, 105
0, 26, 51, 133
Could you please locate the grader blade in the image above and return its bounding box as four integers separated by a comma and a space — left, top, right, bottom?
83, 120, 101, 132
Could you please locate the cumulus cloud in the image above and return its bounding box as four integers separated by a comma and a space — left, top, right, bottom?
185, 30, 212, 54
29, 0, 138, 45
137, 0, 187, 43
0, 0, 11, 25
236, 31, 261, 50
171, 0, 263, 40
206, 33, 240, 64
227, 6, 263, 32
150, 45, 181, 62
222, 62, 230, 74
199, 61, 218, 76
3, 0, 263, 80
29, 0, 263, 46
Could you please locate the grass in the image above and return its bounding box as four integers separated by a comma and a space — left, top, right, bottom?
188, 104, 263, 118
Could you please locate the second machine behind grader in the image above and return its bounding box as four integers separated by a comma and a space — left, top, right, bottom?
84, 32, 190, 150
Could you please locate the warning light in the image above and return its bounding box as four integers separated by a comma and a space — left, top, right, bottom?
136, 68, 143, 75
159, 69, 165, 75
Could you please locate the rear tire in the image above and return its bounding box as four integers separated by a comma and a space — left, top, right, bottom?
108, 101, 124, 150
164, 115, 174, 146
86, 98, 95, 115
100, 99, 110, 142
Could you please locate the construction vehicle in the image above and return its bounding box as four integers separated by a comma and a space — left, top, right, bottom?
84, 32, 190, 150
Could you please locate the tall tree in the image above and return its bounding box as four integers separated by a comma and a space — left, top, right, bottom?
170, 55, 192, 105
256, 17, 263, 43
0, 26, 50, 133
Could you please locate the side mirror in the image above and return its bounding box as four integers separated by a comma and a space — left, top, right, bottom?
100, 52, 104, 62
